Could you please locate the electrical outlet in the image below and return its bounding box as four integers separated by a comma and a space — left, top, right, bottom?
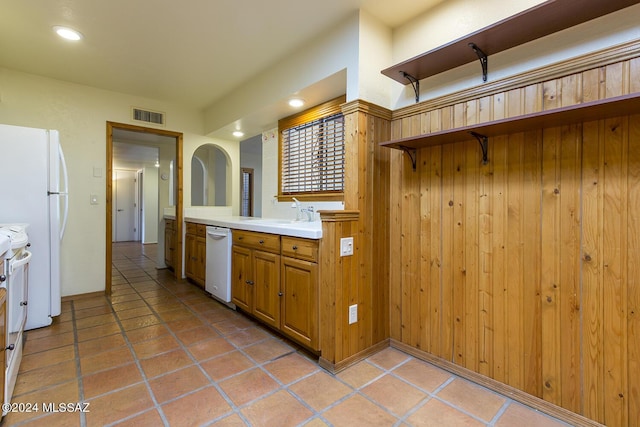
349, 304, 358, 324
340, 237, 354, 257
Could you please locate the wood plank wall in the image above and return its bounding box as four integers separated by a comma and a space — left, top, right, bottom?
388, 57, 640, 426
318, 101, 392, 371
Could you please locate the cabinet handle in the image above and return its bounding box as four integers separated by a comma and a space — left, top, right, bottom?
292, 245, 298, 250
238, 236, 243, 240
0, 275, 5, 282
278, 292, 283, 297
259, 240, 264, 244
20, 301, 28, 306
6, 344, 14, 351
246, 280, 254, 285
191, 256, 197, 261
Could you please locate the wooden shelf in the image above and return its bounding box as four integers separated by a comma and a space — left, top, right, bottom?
382, 0, 639, 85
381, 93, 640, 152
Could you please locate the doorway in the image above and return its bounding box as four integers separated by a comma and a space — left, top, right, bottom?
106, 121, 183, 295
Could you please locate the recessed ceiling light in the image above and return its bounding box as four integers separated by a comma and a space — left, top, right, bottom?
53, 26, 83, 41
232, 131, 244, 138
288, 98, 304, 108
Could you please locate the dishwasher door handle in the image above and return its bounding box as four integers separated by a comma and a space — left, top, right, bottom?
207, 231, 229, 240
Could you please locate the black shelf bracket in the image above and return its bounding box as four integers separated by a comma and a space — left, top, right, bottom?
401, 71, 420, 103
468, 43, 488, 82
398, 145, 417, 171
469, 131, 489, 164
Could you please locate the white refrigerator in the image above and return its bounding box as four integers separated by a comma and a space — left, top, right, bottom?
0, 123, 67, 330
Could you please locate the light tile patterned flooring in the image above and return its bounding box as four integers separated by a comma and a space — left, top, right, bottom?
3, 242, 571, 426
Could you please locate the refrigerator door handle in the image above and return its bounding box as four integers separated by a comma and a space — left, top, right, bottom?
59, 143, 69, 241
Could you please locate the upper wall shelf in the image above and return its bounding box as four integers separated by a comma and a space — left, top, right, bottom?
381, 92, 640, 159
381, 0, 639, 88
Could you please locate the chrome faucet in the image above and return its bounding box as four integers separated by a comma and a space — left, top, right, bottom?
301, 206, 315, 222
291, 197, 303, 221
291, 198, 315, 222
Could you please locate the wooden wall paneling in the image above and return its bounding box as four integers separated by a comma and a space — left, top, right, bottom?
466, 138, 482, 373
357, 111, 370, 353
558, 124, 582, 413
451, 141, 467, 366
319, 219, 337, 363
490, 135, 508, 383
426, 145, 443, 357
541, 125, 562, 406
631, 57, 640, 92
605, 62, 626, 98
602, 116, 629, 427
441, 143, 455, 361
477, 137, 492, 377
389, 121, 403, 341
521, 130, 542, 397
581, 118, 605, 423
582, 68, 604, 103
506, 132, 525, 390
627, 114, 640, 427
372, 116, 391, 344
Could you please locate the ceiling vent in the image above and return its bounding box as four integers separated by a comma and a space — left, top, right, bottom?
131, 107, 165, 126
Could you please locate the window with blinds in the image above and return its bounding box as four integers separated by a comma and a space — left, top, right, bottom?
278, 96, 345, 200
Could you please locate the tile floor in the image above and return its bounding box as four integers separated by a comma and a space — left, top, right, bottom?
3, 242, 571, 426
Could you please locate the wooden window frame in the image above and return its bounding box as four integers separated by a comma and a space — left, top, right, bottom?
278, 95, 346, 202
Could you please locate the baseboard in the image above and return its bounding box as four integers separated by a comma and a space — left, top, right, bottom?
390, 339, 604, 427
319, 339, 390, 374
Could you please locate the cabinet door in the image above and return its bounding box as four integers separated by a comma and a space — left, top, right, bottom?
195, 237, 206, 285
164, 227, 174, 268
281, 257, 318, 350
231, 245, 252, 312
184, 233, 196, 279
253, 250, 281, 329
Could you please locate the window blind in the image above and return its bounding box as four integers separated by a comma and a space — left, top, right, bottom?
280, 113, 344, 195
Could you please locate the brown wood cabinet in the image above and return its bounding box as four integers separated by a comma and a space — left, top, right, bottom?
281, 236, 319, 350
164, 218, 176, 270
231, 230, 281, 329
231, 230, 319, 350
185, 222, 206, 288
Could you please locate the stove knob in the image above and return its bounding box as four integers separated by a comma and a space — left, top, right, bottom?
6, 344, 14, 351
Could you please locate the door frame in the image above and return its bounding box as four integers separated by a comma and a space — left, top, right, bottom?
106, 121, 184, 295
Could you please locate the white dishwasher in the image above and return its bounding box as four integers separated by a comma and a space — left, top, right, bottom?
205, 226, 233, 306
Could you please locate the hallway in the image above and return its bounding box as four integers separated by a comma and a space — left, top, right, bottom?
4, 242, 570, 426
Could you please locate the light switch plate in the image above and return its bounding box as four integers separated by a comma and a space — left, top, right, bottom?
349, 304, 358, 324
340, 237, 354, 257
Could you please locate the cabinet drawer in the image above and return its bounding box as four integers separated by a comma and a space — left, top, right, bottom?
233, 230, 280, 252
281, 237, 318, 262
186, 222, 207, 237
185, 222, 197, 235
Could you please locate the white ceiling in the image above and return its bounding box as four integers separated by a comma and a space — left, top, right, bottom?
0, 0, 443, 109
1, 0, 445, 163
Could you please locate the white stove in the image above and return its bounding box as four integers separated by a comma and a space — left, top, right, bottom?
0, 223, 31, 413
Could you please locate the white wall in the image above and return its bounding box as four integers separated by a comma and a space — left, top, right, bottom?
142, 165, 158, 244
0, 66, 216, 296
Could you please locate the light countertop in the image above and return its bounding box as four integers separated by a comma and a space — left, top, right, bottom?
183, 216, 322, 239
